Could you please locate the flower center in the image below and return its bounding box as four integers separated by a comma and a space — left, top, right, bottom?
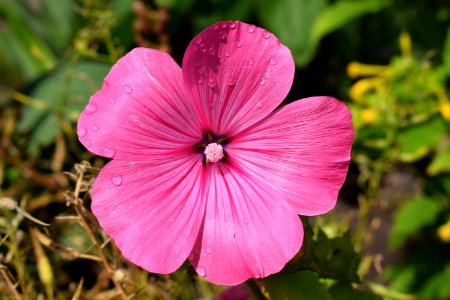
204, 142, 224, 163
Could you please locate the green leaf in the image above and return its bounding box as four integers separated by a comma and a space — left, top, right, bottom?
328, 283, 381, 300
258, 0, 391, 67
17, 61, 111, 155
264, 271, 332, 300
427, 148, 450, 176
389, 197, 440, 248
443, 26, 450, 75
312, 0, 392, 43
0, 2, 57, 81
257, 0, 326, 67
420, 264, 450, 298
397, 118, 446, 162
313, 231, 360, 282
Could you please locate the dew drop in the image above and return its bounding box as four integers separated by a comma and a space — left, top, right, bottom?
245, 58, 254, 66
262, 31, 271, 39
112, 175, 122, 186
129, 161, 135, 166
221, 23, 228, 29
225, 51, 230, 57
197, 77, 205, 84
212, 24, 219, 30
102, 148, 116, 158
197, 267, 206, 277
84, 102, 98, 114
235, 40, 243, 48
259, 77, 267, 85
256, 101, 263, 108
122, 85, 133, 94
110, 98, 116, 104
227, 78, 236, 86
195, 37, 203, 45
247, 24, 256, 33
201, 48, 207, 53
77, 126, 87, 137
85, 139, 92, 147
219, 33, 227, 40
206, 247, 213, 254
91, 124, 100, 132
208, 78, 216, 88
225, 215, 230, 222
269, 57, 277, 65
229, 22, 237, 29
208, 47, 215, 55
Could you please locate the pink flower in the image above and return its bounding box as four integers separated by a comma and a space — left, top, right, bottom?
77, 21, 353, 285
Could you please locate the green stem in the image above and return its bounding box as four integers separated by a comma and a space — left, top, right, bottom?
245, 279, 267, 300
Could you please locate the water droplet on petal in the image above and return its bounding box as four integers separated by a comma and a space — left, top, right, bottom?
235, 40, 242, 48
262, 31, 271, 39
84, 102, 98, 114
208, 78, 216, 88
85, 139, 92, 146
198, 73, 205, 84
245, 58, 254, 66
219, 33, 226, 40
244, 217, 249, 224
225, 215, 230, 222
206, 247, 213, 254
247, 24, 256, 33
197, 267, 206, 277
195, 37, 203, 45
122, 85, 133, 94
91, 124, 99, 132
225, 51, 230, 57
229, 22, 237, 29
221, 23, 228, 29
259, 77, 267, 85
269, 57, 277, 65
208, 47, 215, 55
112, 175, 122, 186
227, 78, 236, 86
110, 98, 116, 104
102, 148, 116, 158
77, 126, 87, 137
256, 101, 263, 108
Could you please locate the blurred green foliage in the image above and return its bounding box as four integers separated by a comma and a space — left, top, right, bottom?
1, 0, 450, 299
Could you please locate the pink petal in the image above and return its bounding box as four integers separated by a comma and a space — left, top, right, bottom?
189, 163, 303, 285
228, 97, 354, 216
77, 48, 202, 160
182, 21, 295, 137
91, 155, 206, 273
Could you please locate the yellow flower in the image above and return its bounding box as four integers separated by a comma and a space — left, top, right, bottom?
400, 32, 412, 57
349, 77, 384, 103
361, 108, 377, 124
347, 62, 390, 79
437, 221, 450, 243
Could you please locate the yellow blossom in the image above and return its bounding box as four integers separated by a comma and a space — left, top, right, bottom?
400, 32, 412, 57
347, 62, 390, 79
349, 77, 384, 103
361, 108, 377, 124
437, 221, 450, 243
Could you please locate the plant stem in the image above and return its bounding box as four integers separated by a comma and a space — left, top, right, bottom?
245, 279, 267, 300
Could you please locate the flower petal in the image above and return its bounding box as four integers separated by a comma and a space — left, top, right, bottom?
182, 21, 295, 136
228, 97, 354, 216
189, 163, 303, 285
91, 155, 205, 273
77, 47, 202, 160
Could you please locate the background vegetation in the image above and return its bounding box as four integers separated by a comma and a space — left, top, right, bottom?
1, 0, 449, 299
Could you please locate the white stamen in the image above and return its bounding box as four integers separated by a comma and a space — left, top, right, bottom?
204, 143, 224, 163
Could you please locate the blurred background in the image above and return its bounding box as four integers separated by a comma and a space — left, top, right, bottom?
1, 0, 450, 299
